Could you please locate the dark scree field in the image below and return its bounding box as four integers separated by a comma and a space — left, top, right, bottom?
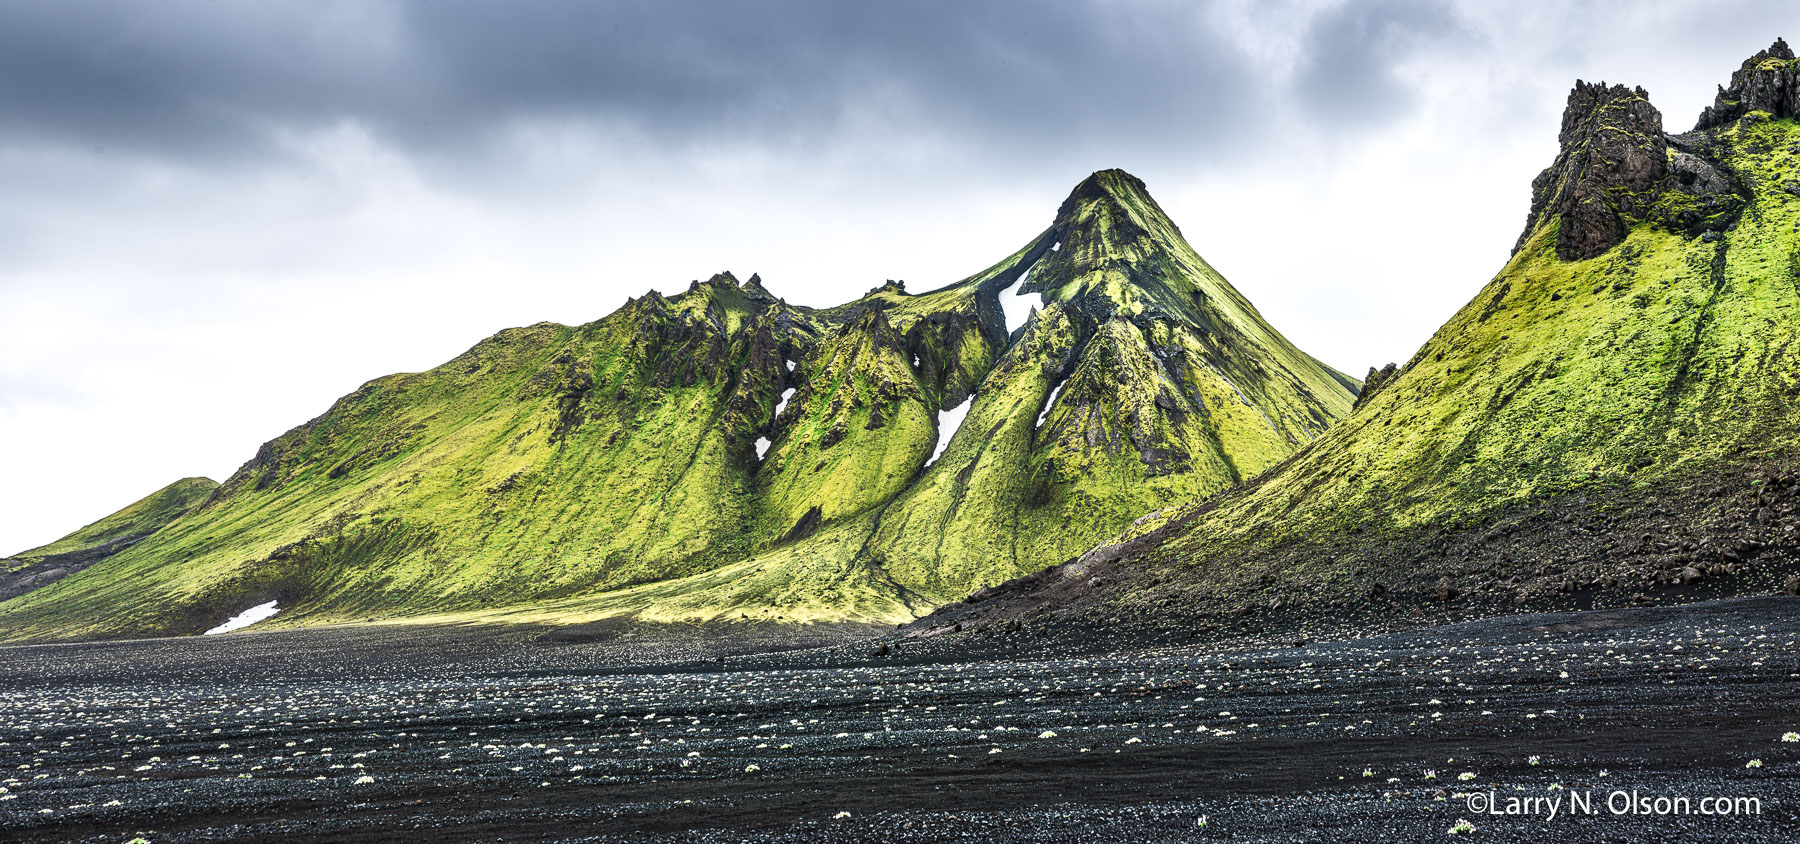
3, 597, 1798, 842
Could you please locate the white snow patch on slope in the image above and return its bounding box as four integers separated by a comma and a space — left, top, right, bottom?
757, 387, 797, 461
1036, 378, 1068, 430
1001, 266, 1040, 335
925, 397, 973, 468
204, 600, 280, 635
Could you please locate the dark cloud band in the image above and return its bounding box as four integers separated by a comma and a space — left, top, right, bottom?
0, 1, 1479, 169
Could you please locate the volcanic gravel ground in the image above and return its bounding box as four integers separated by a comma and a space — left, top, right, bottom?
3, 598, 1800, 842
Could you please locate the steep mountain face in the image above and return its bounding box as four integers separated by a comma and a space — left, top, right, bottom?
1032, 171, 1356, 458
1, 477, 216, 603
864, 171, 1357, 599
0, 171, 1353, 642
928, 43, 1800, 635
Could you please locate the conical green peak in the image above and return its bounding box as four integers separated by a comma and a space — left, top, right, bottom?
1058, 169, 1167, 224
1022, 169, 1205, 320
1051, 169, 1187, 268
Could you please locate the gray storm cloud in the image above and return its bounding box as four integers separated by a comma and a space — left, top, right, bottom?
0, 1, 1281, 165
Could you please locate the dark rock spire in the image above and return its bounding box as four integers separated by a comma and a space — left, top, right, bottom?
1695, 38, 1799, 130
1514, 82, 1668, 261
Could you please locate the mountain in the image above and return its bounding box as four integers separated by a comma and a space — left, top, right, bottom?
858, 171, 1357, 600
1, 477, 216, 603
0, 172, 1354, 642
924, 41, 1800, 639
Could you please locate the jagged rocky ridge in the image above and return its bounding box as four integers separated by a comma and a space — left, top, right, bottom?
1515, 81, 1747, 261
0, 172, 1354, 641
1697, 37, 1800, 129
920, 40, 1800, 643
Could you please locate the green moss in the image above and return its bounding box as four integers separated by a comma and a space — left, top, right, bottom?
754, 308, 937, 539
1125, 119, 1800, 596
5, 477, 216, 566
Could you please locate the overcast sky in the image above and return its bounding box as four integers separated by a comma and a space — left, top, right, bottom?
1, 0, 1793, 555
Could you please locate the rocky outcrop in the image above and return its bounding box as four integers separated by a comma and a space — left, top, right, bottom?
1515, 82, 1668, 261
1695, 38, 1799, 130
1352, 363, 1398, 412
689, 270, 743, 293
1515, 61, 1763, 263
742, 273, 778, 306
866, 279, 907, 296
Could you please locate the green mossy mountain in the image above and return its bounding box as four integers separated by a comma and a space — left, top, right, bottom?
1, 477, 216, 603
936, 42, 1800, 629
864, 172, 1356, 599
0, 172, 1353, 641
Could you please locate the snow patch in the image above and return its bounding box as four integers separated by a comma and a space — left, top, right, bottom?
925, 397, 973, 468
204, 600, 280, 635
1001, 266, 1039, 335
757, 387, 797, 461
1036, 378, 1068, 430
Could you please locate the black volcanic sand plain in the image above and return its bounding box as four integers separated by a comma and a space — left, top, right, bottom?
3, 598, 1799, 843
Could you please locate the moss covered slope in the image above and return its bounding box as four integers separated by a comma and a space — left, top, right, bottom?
1, 477, 217, 603
7, 477, 217, 563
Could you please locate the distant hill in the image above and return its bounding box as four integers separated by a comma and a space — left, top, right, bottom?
1, 477, 216, 603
